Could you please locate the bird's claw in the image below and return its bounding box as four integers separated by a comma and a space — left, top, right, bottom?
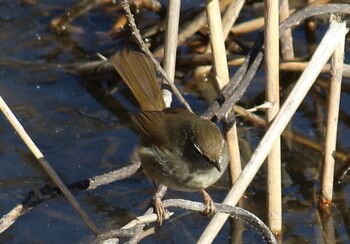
201, 190, 215, 216
153, 193, 165, 225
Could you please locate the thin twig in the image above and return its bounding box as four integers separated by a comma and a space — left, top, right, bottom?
57, 59, 350, 79
280, 62, 350, 78
231, 16, 265, 36
63, 53, 246, 76
125, 185, 168, 243
202, 32, 264, 121
0, 205, 24, 234
279, 4, 350, 31
121, 0, 192, 112
0, 161, 141, 233
222, 0, 246, 38
89, 161, 141, 189
50, 0, 105, 32
234, 105, 267, 127
98, 199, 277, 244
0, 97, 99, 235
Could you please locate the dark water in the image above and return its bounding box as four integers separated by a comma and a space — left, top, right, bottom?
0, 1, 350, 243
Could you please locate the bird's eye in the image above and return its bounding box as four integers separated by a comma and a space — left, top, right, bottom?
192, 141, 203, 156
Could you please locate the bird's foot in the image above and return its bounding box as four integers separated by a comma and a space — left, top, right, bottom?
201, 190, 215, 216
153, 192, 165, 225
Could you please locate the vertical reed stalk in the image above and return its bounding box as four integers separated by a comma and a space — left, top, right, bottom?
279, 0, 295, 155
280, 0, 294, 60
319, 22, 345, 212
194, 0, 245, 106
205, 3, 241, 242
204, 0, 242, 185
205, 0, 229, 88
161, 0, 181, 107
264, 0, 282, 236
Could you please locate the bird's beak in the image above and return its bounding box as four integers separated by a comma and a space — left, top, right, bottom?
211, 159, 221, 172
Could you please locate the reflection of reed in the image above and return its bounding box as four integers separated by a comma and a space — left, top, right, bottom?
282, 130, 347, 161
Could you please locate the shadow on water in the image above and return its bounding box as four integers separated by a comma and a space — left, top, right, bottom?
0, 0, 350, 243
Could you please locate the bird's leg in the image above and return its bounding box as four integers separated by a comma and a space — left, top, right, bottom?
201, 190, 215, 215
152, 183, 167, 225
153, 192, 165, 225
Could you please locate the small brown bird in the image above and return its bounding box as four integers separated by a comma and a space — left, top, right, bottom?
111, 49, 229, 223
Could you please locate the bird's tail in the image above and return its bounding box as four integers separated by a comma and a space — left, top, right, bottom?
111, 49, 166, 111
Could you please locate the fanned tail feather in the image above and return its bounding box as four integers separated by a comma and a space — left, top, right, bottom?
111, 49, 166, 111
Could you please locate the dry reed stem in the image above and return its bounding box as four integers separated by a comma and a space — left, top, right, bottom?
264, 0, 282, 235
221, 0, 246, 38
161, 0, 181, 108
205, 0, 242, 184
198, 19, 348, 244
320, 21, 345, 211
0, 97, 99, 235
280, 62, 350, 78
193, 0, 245, 97
225, 125, 242, 181
205, 0, 229, 89
231, 17, 265, 35
234, 104, 267, 127
230, 8, 299, 36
